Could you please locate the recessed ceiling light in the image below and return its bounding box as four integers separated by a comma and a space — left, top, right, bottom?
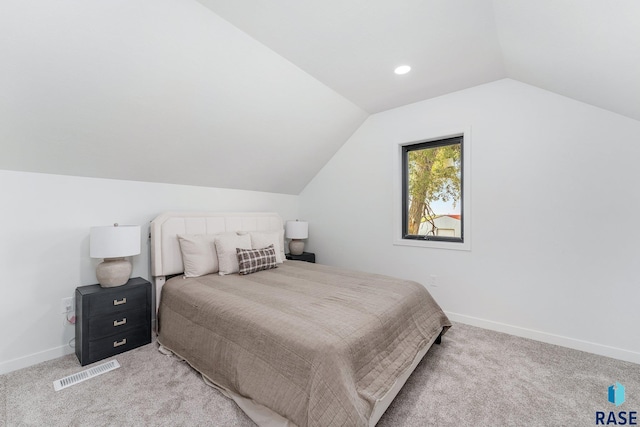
394, 65, 411, 75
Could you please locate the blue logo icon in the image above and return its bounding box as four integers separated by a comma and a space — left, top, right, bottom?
609, 382, 625, 407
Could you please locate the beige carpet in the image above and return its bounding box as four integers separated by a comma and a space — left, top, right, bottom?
2, 323, 638, 426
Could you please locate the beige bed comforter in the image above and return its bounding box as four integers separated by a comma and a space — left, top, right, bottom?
158, 262, 450, 427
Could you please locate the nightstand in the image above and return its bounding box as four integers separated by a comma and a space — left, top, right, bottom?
75, 277, 152, 366
286, 252, 316, 263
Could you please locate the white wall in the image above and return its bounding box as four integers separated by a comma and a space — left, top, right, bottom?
0, 170, 299, 374
300, 79, 640, 363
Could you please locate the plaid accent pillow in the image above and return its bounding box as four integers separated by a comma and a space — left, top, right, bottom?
236, 244, 278, 275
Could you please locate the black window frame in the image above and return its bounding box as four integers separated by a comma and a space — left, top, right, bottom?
401, 135, 464, 243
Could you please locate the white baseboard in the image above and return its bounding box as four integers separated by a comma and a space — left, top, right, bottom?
445, 311, 640, 365
0, 345, 75, 375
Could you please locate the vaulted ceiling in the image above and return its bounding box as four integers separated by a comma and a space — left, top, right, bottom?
1, 1, 638, 195
199, 0, 640, 119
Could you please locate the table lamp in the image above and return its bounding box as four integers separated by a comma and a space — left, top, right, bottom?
90, 224, 141, 287
285, 220, 308, 256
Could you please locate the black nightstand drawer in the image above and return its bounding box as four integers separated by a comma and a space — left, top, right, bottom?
88, 307, 148, 339
88, 286, 147, 317
88, 327, 151, 362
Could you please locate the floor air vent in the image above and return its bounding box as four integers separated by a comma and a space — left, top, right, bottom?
53, 359, 120, 391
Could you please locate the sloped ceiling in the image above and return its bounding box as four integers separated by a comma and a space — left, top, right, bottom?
0, 0, 367, 195
493, 0, 640, 122
2, 1, 638, 196
200, 0, 640, 121
199, 0, 507, 114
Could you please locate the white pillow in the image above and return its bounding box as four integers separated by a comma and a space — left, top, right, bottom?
214, 232, 252, 275
177, 234, 219, 277
249, 230, 285, 264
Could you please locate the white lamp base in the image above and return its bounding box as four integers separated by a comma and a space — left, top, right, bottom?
289, 239, 305, 256
96, 258, 132, 288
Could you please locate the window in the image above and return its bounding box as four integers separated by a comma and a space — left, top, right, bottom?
401, 135, 464, 243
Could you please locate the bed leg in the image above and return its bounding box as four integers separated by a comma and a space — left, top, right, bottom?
435, 332, 442, 345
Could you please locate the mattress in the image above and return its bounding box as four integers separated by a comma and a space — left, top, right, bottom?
157, 261, 450, 427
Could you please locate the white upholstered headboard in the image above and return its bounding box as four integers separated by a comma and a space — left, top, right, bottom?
150, 211, 284, 309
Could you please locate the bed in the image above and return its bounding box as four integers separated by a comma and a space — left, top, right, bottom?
150, 211, 451, 427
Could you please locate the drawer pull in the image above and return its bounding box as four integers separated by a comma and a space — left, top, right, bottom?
113, 297, 127, 306
113, 318, 127, 327
113, 339, 127, 347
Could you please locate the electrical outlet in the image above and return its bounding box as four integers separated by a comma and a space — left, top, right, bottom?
61, 297, 74, 314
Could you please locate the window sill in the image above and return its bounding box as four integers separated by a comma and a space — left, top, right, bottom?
393, 238, 470, 251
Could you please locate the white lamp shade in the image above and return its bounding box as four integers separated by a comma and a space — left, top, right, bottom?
285, 220, 308, 239
90, 225, 141, 259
